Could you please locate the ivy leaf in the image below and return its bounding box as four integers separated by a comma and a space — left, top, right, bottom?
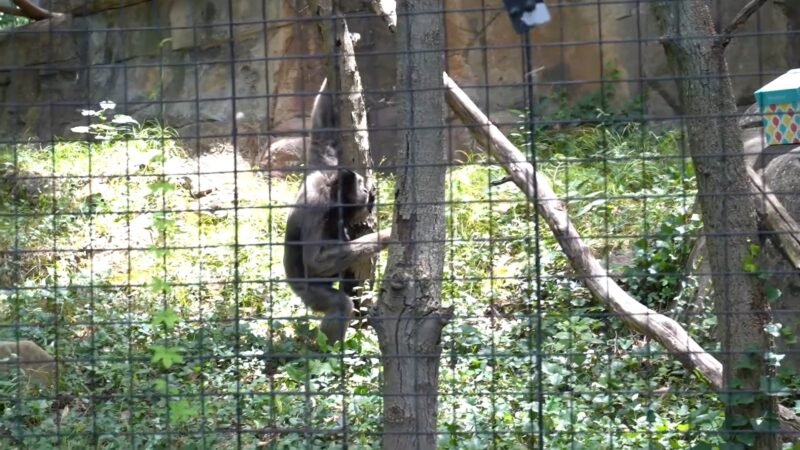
741, 255, 758, 273
150, 345, 183, 369
764, 351, 785, 367
152, 214, 176, 232
763, 322, 782, 337
149, 277, 171, 294
719, 391, 756, 406
763, 285, 781, 303
759, 376, 790, 396
112, 114, 138, 125
152, 308, 179, 329
169, 399, 198, 424
148, 245, 171, 258
148, 179, 175, 193
734, 354, 757, 371
151, 378, 178, 395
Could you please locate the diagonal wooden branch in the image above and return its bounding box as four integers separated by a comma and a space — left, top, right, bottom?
443, 71, 722, 386
442, 71, 800, 435
747, 166, 800, 270
717, 0, 769, 48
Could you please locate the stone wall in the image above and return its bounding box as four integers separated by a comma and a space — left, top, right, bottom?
0, 0, 794, 164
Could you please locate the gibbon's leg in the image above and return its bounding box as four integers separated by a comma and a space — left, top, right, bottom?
339, 269, 360, 297
294, 282, 354, 344
303, 228, 392, 278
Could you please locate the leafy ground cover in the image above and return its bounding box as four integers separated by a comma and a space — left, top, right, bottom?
0, 100, 750, 449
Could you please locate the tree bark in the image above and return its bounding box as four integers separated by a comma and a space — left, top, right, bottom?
369, 1, 450, 449
332, 17, 379, 292
653, 2, 779, 447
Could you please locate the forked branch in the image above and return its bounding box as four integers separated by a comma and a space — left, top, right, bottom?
717, 0, 769, 48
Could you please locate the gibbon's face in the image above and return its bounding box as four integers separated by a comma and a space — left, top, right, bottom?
340, 170, 375, 222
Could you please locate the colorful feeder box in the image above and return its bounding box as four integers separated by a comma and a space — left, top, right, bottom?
755, 69, 800, 146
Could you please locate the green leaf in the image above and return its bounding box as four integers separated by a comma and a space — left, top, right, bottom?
734, 354, 757, 371
764, 351, 785, 367
763, 285, 781, 303
151, 378, 178, 395
759, 376, 790, 396
148, 245, 171, 258
763, 322, 782, 337
152, 308, 179, 329
741, 255, 758, 273
149, 153, 167, 164
148, 179, 175, 193
169, 399, 198, 424
111, 114, 138, 125
150, 345, 183, 369
149, 277, 171, 294
719, 391, 756, 406
152, 214, 176, 232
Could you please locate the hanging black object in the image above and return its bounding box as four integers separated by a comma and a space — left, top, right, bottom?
503, 0, 551, 34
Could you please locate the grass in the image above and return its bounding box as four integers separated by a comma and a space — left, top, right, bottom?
0, 104, 741, 449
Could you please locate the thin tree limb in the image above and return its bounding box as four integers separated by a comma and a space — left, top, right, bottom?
443, 71, 800, 435
0, 5, 27, 17
489, 175, 513, 186
717, 0, 769, 48
11, 0, 63, 20
367, 0, 397, 32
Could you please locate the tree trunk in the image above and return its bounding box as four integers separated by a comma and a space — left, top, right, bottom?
653, 2, 779, 448
369, 1, 450, 449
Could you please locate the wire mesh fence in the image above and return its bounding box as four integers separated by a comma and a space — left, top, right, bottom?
0, 0, 798, 448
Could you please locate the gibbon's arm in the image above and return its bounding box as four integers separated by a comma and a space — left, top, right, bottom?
303, 228, 392, 277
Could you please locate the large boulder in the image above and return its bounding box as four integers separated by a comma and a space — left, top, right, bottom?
756, 147, 800, 375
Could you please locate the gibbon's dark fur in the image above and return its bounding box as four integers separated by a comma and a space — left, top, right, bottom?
283, 79, 390, 344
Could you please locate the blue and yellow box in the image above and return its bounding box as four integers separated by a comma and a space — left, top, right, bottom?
755, 69, 800, 145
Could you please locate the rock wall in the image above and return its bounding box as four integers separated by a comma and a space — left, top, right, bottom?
0, 0, 794, 165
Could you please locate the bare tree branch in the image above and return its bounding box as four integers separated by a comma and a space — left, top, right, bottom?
12, 0, 64, 20
717, 0, 769, 48
367, 0, 397, 32
489, 175, 513, 186
0, 5, 27, 17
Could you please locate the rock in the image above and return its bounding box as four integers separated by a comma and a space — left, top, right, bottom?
0, 0, 793, 169
256, 136, 307, 176
756, 148, 800, 375
0, 165, 53, 203
0, 340, 56, 387
739, 103, 762, 129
